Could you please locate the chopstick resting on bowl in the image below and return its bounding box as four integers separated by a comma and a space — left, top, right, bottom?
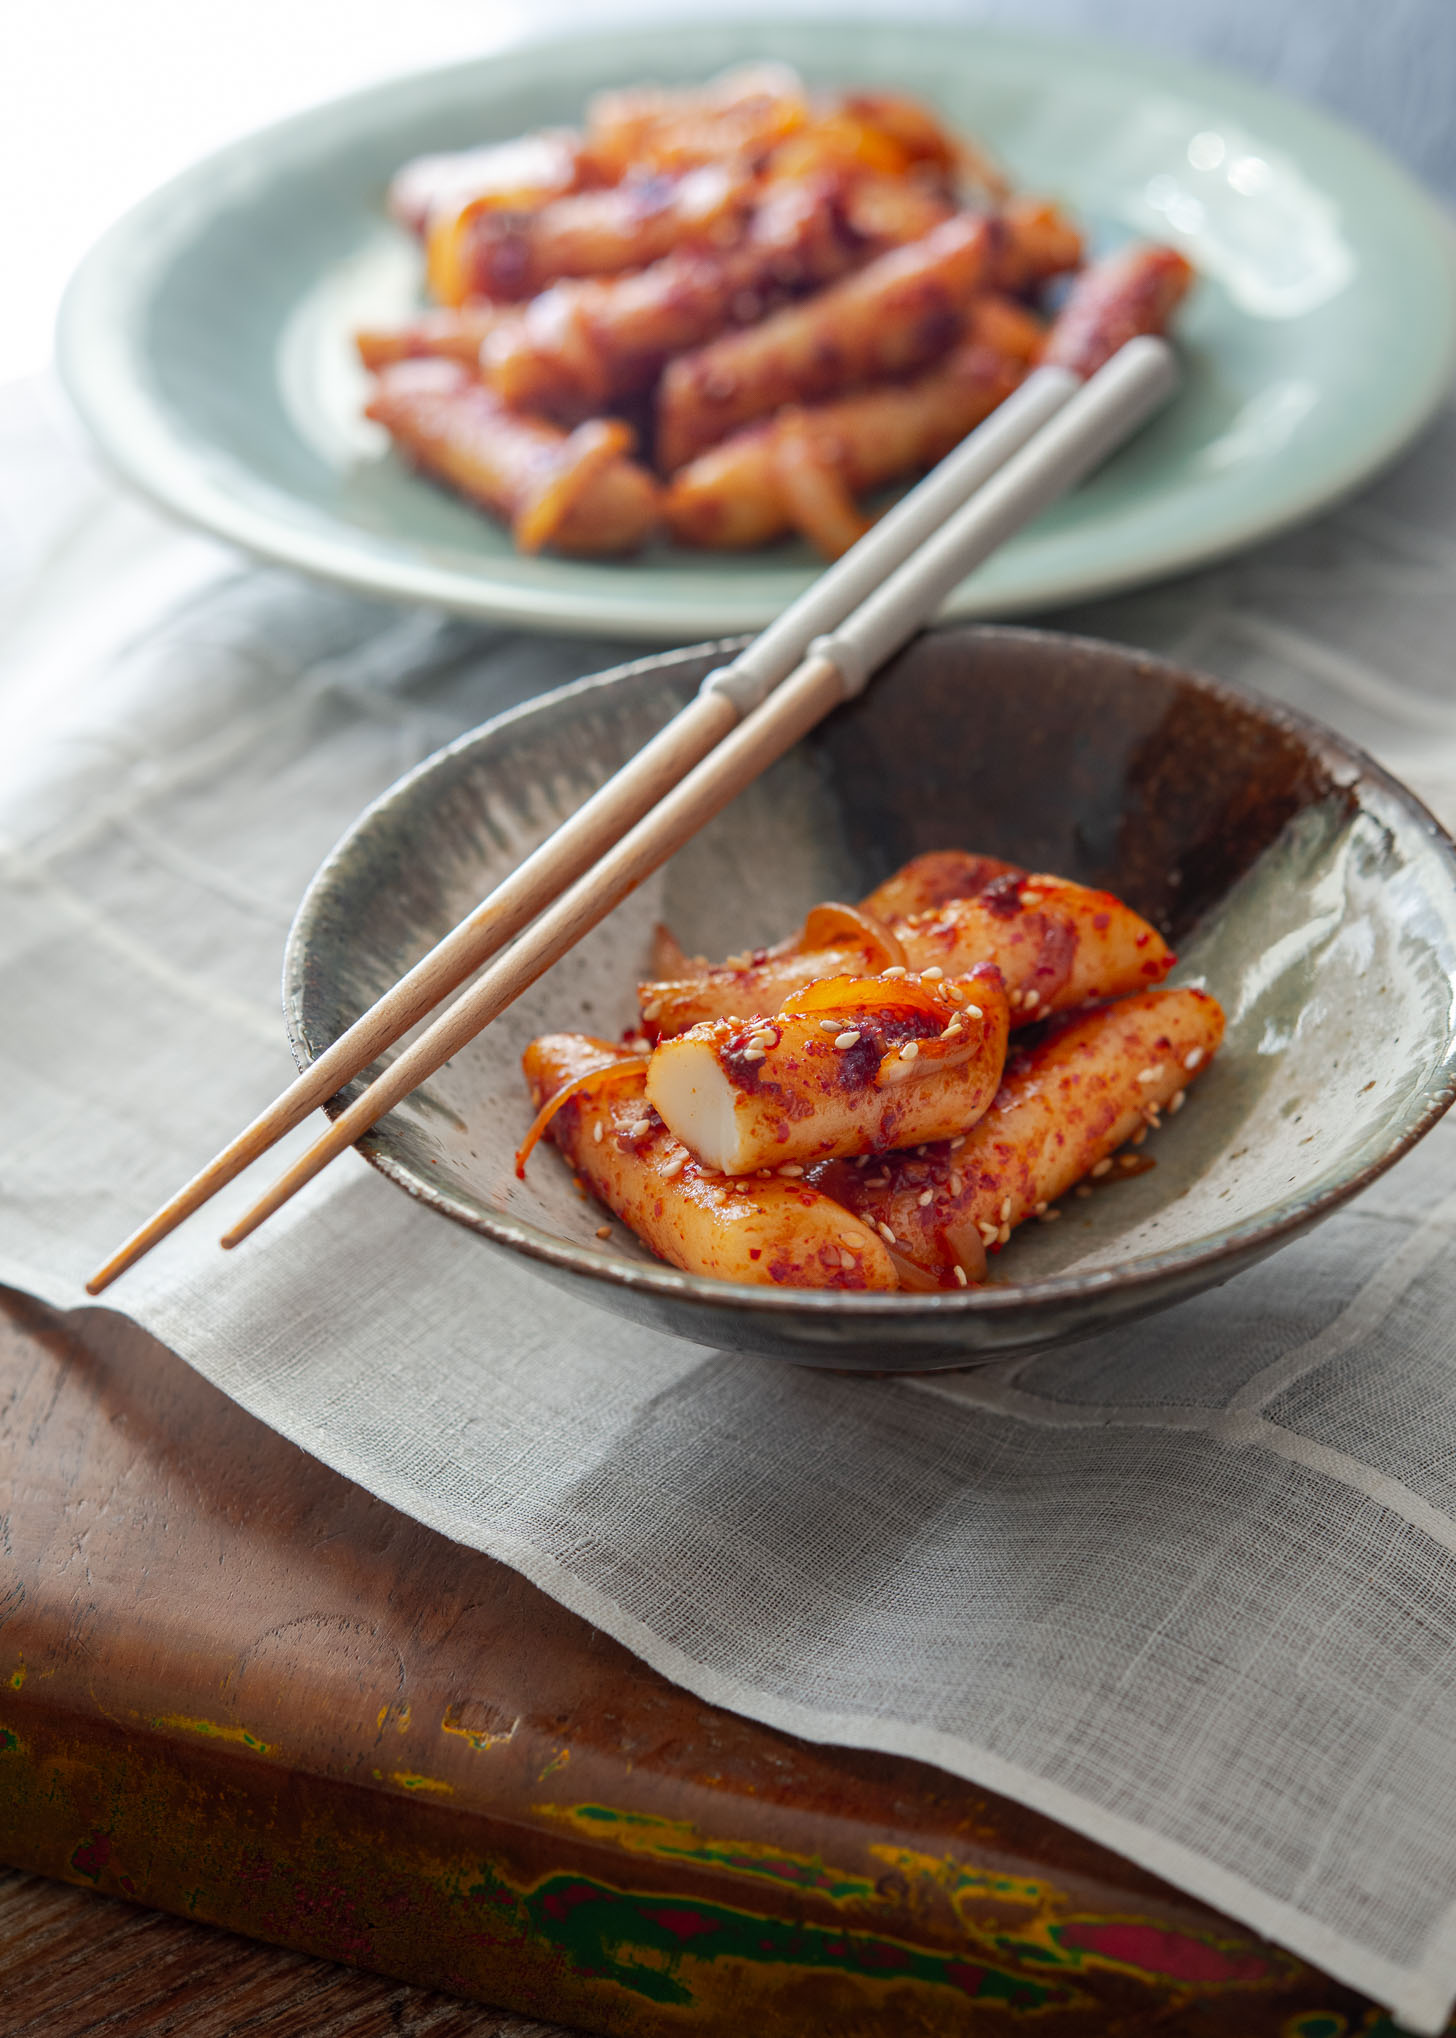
85, 338, 1176, 1291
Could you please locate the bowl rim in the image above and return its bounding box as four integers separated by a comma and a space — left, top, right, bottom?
285, 622, 1456, 1323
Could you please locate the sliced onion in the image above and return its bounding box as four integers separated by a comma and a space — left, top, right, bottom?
799, 901, 906, 973
885, 1246, 946, 1293
514, 418, 635, 554
781, 971, 947, 1024
514, 1056, 649, 1178
942, 1217, 990, 1285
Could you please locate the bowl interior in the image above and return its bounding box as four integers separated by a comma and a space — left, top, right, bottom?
286, 626, 1456, 1358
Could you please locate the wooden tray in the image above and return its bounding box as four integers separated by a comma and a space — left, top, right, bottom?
0, 1284, 1414, 2035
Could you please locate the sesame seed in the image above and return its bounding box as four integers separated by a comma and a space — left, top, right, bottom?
741, 1047, 766, 1062
834, 1030, 861, 1049
1038, 1207, 1061, 1223
877, 1222, 897, 1244
1119, 1154, 1140, 1169
854, 1154, 870, 1167
747, 1029, 773, 1049
921, 966, 944, 981
778, 1163, 804, 1176
953, 1265, 969, 1287
1132, 1125, 1147, 1145
978, 1221, 999, 1246
1136, 1066, 1160, 1085
941, 1018, 964, 1038
948, 1171, 963, 1195
946, 984, 965, 1003
1091, 1158, 1113, 1178
838, 1230, 863, 1248
964, 1004, 983, 1019
949, 1135, 966, 1150
1168, 1089, 1186, 1113
592, 1122, 603, 1143
997, 1223, 1011, 1245
999, 1196, 1012, 1222
1074, 1184, 1093, 1199
628, 1117, 652, 1137
641, 1000, 662, 1022
898, 1041, 920, 1062
837, 1248, 855, 1270
1023, 989, 1040, 1011
918, 1189, 934, 1207
868, 1175, 890, 1189
1034, 1200, 1047, 1215
661, 1152, 687, 1179
595, 1225, 612, 1239
1184, 1046, 1205, 1070
724, 952, 749, 970
881, 965, 908, 979
819, 1017, 841, 1031
1009, 988, 1023, 1008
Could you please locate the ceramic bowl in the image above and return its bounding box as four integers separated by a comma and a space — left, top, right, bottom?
285, 626, 1456, 1369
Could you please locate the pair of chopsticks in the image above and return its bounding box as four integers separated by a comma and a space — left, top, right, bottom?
86, 335, 1177, 1294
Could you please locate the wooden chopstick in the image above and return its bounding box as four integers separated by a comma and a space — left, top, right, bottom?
84, 366, 1080, 1295
217, 338, 1177, 1252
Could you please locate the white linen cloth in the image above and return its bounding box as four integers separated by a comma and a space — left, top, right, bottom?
8, 372, 1456, 2031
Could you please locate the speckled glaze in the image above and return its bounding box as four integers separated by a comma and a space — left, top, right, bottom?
285, 626, 1456, 1368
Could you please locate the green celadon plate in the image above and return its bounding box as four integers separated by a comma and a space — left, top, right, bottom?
57, 15, 1456, 641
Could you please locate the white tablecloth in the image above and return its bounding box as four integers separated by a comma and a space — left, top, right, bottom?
8, 371, 1456, 2030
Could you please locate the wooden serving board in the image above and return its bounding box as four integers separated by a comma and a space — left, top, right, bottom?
0, 1284, 1419, 2036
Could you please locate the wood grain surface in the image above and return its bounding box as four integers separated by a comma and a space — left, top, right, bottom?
0, 1866, 568, 2038
0, 1283, 1425, 2035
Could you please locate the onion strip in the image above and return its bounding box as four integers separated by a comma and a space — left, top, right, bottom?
798, 901, 906, 972
781, 971, 946, 1024
515, 1055, 649, 1177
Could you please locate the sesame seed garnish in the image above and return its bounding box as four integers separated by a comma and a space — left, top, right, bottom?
724, 952, 749, 970
1034, 1200, 1047, 1215
741, 1046, 766, 1062
778, 1163, 804, 1176
1136, 1066, 1160, 1085
1074, 1184, 1093, 1199
834, 1029, 861, 1049
628, 1117, 652, 1138
1023, 989, 1040, 1011
949, 1135, 965, 1150
661, 1152, 687, 1179
595, 1225, 612, 1239
854, 1154, 870, 1167
1119, 1154, 1140, 1170
1009, 988, 1023, 1008
953, 1265, 969, 1287
839, 1249, 857, 1270
881, 965, 908, 979
838, 1230, 863, 1248
1168, 1089, 1186, 1113
978, 1221, 999, 1246
999, 1196, 1012, 1222
964, 1004, 983, 1019
948, 1171, 963, 1195
592, 1122, 603, 1143
1184, 1047, 1205, 1070
747, 1029, 773, 1049
941, 1018, 964, 1038
918, 1189, 934, 1207
1132, 1125, 1147, 1145
946, 983, 965, 1003
641, 1000, 662, 1022
921, 966, 944, 981
1091, 1158, 1113, 1178
898, 1041, 920, 1062
877, 1222, 897, 1244
1038, 1207, 1061, 1222
997, 1222, 1011, 1245
818, 1017, 841, 1031
915, 1145, 927, 1155
868, 1174, 890, 1188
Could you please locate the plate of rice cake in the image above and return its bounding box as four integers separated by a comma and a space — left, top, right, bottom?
58, 18, 1456, 640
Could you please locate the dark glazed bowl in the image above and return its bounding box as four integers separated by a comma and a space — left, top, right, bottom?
285, 626, 1456, 1369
